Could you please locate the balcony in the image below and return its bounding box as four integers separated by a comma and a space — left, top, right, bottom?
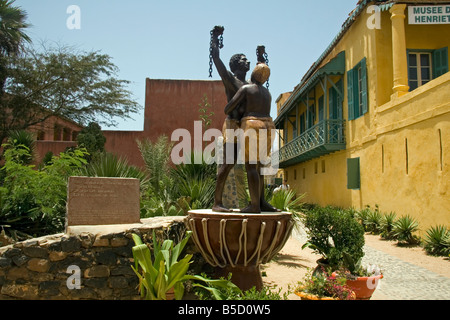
275, 119, 346, 168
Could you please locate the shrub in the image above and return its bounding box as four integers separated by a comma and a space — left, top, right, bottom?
301, 206, 365, 271
393, 215, 420, 245
423, 225, 450, 257
0, 145, 88, 238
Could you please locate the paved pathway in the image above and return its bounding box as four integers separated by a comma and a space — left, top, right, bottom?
292, 229, 450, 300
362, 245, 450, 300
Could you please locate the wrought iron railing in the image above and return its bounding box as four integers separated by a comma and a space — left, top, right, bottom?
275, 119, 346, 166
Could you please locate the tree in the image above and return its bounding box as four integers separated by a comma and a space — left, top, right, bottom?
0, 43, 141, 144
76, 122, 106, 160
0, 0, 31, 90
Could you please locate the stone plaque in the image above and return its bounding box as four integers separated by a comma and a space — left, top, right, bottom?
66, 176, 140, 226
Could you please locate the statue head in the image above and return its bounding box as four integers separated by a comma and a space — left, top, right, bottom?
251, 63, 270, 85
229, 54, 250, 74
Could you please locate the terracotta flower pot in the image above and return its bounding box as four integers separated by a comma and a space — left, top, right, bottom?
294, 289, 338, 301
345, 275, 383, 300
185, 210, 293, 291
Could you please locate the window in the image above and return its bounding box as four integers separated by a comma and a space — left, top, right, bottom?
408, 52, 432, 90
408, 47, 448, 91
347, 158, 360, 190
347, 58, 368, 120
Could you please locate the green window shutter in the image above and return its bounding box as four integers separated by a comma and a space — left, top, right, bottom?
347, 157, 360, 190
347, 68, 354, 120
360, 58, 368, 115
433, 47, 449, 78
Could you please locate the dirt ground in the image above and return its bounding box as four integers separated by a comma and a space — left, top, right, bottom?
261, 233, 450, 300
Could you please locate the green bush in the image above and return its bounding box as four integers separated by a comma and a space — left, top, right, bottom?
0, 145, 88, 238
423, 225, 450, 256
301, 206, 365, 271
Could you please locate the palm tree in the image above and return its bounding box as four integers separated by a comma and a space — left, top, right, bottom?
0, 0, 31, 90
0, 0, 30, 56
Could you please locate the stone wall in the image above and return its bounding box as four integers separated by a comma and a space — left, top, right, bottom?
0, 217, 200, 300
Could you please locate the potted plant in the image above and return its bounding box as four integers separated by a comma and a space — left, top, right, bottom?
294, 268, 355, 300
332, 252, 383, 300
301, 206, 382, 300
131, 230, 240, 300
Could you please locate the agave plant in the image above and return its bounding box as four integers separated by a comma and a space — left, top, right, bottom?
365, 208, 383, 234
380, 212, 397, 240
423, 225, 450, 256
393, 215, 420, 245
79, 152, 148, 189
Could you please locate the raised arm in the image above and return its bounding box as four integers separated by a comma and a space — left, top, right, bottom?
224, 85, 246, 115
210, 26, 234, 84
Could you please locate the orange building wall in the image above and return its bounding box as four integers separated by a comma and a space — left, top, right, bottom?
104, 78, 228, 167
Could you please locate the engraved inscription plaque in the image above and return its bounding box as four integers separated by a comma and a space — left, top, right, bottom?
66, 176, 141, 226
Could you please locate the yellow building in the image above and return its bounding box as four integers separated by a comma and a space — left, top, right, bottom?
274, 0, 449, 231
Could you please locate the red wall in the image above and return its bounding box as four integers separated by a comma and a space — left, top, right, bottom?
104, 79, 228, 167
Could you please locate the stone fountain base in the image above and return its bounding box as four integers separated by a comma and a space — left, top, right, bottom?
185, 209, 293, 291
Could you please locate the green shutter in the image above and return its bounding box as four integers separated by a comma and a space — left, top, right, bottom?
347, 158, 360, 190
433, 47, 449, 78
347, 68, 354, 120
360, 58, 368, 115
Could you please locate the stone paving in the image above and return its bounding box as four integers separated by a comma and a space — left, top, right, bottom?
362, 245, 450, 300
292, 228, 450, 300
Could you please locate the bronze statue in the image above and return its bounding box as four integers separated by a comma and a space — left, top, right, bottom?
210, 26, 249, 213
224, 63, 278, 213
209, 26, 278, 213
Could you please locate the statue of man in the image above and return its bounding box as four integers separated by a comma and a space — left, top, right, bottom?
224, 63, 279, 213
210, 26, 250, 213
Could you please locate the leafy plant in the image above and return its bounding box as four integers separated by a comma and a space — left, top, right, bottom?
355, 206, 371, 231
393, 215, 420, 245
78, 152, 148, 189
138, 136, 174, 195
364, 205, 383, 234
131, 231, 240, 300
423, 225, 450, 256
269, 189, 305, 212
195, 276, 288, 300
76, 122, 106, 161
301, 206, 365, 272
0, 145, 88, 238
380, 212, 397, 240
295, 268, 355, 300
4, 130, 36, 164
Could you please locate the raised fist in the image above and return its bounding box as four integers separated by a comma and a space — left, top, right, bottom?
211, 25, 224, 37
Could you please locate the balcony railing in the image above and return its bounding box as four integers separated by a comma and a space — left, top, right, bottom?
275, 119, 346, 168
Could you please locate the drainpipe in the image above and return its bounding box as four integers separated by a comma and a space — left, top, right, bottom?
389, 4, 410, 98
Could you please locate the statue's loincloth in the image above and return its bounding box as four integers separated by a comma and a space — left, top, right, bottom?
222, 118, 240, 144
240, 116, 275, 163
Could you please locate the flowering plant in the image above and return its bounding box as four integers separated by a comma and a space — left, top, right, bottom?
295, 268, 355, 300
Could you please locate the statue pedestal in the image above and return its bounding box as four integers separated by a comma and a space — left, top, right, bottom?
185, 209, 293, 291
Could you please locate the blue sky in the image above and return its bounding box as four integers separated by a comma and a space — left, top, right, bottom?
14, 0, 358, 131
